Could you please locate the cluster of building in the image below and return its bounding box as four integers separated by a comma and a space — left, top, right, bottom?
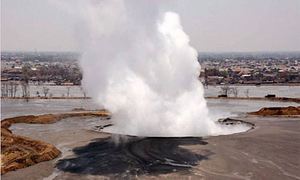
198, 52, 300, 85
1, 52, 81, 85
1, 52, 300, 87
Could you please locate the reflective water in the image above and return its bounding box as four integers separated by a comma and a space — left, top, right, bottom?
3, 85, 300, 98
1, 98, 297, 120
1, 99, 102, 119
204, 85, 300, 98
1, 85, 298, 120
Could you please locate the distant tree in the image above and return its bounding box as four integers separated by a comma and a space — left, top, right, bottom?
22, 65, 31, 83
66, 86, 71, 97
244, 89, 250, 98
21, 82, 30, 102
8, 81, 18, 97
1, 83, 9, 97
13, 82, 18, 97
21, 64, 31, 102
80, 86, 87, 98
219, 85, 239, 97
1, 85, 5, 97
220, 85, 230, 96
36, 91, 40, 97
232, 87, 239, 97
42, 86, 50, 97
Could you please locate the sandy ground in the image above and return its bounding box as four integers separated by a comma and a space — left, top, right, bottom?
2, 115, 299, 180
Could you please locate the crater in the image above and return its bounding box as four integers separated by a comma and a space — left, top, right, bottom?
99, 118, 254, 137
56, 118, 254, 177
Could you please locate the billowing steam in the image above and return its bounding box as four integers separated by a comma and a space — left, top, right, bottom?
66, 0, 249, 137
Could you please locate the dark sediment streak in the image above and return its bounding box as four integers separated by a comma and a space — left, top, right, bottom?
56, 136, 211, 177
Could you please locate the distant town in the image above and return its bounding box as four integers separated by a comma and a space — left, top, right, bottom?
1, 52, 81, 86
198, 52, 300, 85
1, 51, 300, 88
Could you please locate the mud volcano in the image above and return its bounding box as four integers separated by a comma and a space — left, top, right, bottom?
56, 119, 253, 177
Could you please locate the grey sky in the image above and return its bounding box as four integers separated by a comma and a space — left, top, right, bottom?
1, 0, 300, 52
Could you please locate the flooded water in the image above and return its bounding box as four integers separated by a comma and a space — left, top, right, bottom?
2, 86, 299, 179
207, 98, 298, 121
1, 97, 298, 120
1, 99, 102, 119
204, 85, 300, 98
2, 85, 84, 97
2, 85, 300, 98
2, 85, 298, 119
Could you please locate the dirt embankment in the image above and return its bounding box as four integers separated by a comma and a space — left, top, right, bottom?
249, 106, 300, 116
1, 110, 110, 174
1, 127, 61, 174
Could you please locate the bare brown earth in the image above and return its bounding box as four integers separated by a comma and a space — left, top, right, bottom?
1, 127, 61, 174
1, 110, 110, 174
249, 106, 300, 116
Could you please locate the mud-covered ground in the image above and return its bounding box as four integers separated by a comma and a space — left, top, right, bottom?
1, 115, 299, 180
1, 99, 300, 179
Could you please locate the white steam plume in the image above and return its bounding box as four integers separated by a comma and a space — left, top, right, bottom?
64, 0, 249, 137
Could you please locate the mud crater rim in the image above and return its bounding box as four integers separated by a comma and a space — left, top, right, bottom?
99, 118, 255, 138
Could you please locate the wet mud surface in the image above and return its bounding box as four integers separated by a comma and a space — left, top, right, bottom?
56, 136, 211, 177
2, 112, 299, 179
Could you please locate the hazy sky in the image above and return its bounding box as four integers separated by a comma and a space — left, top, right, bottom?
1, 0, 300, 52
